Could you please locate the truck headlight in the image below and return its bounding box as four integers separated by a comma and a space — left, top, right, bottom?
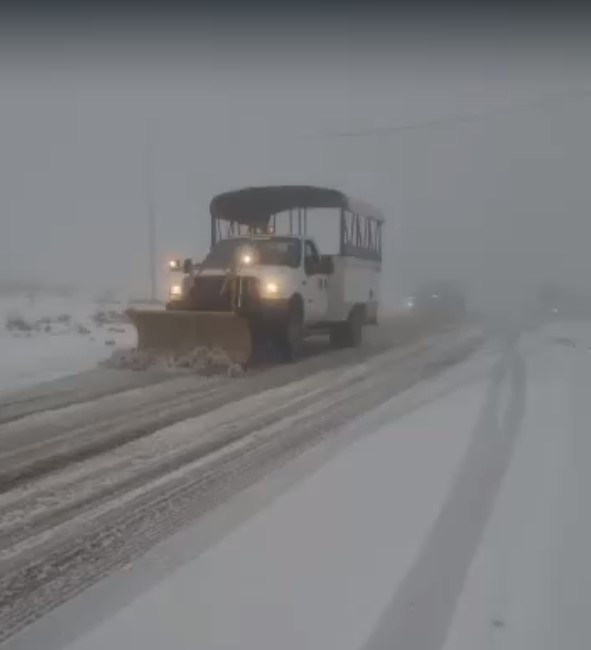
170, 284, 183, 298
264, 281, 279, 295
238, 247, 255, 266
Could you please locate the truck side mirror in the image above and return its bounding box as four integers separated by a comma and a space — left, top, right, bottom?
182, 258, 193, 274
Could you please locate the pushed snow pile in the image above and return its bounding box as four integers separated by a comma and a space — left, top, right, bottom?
103, 346, 244, 377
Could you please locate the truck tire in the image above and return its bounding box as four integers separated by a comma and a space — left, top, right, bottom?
366, 301, 379, 325
346, 305, 364, 347
278, 299, 304, 362
330, 305, 364, 348
329, 324, 346, 348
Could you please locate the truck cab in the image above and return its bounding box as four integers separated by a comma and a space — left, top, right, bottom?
168, 234, 334, 322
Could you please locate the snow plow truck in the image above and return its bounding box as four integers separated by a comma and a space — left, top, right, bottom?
128, 185, 384, 365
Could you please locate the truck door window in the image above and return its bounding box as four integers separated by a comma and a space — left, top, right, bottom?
304, 241, 320, 275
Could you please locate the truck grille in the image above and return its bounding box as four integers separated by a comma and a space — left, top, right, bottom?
189, 275, 259, 312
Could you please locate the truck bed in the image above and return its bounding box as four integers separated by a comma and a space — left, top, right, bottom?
326, 255, 380, 322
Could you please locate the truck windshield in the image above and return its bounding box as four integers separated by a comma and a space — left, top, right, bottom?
202, 238, 301, 268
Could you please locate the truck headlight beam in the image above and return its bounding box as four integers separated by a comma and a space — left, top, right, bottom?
170, 284, 183, 297
264, 282, 279, 295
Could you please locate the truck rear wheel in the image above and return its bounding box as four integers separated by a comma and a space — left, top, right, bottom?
329, 324, 346, 348
330, 306, 364, 348
348, 307, 364, 347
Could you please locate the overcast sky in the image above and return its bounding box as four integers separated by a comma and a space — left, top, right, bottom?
1, 19, 590, 309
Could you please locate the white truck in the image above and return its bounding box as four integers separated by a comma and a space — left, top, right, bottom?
129, 185, 384, 364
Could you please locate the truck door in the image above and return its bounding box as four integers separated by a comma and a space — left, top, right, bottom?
303, 240, 328, 321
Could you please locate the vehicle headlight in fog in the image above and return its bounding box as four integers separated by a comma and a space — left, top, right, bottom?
264, 281, 279, 295
242, 254, 253, 265
170, 284, 183, 298
405, 297, 415, 309
169, 259, 181, 270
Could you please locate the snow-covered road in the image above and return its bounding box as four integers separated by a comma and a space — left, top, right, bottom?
0, 319, 480, 644
4, 321, 589, 650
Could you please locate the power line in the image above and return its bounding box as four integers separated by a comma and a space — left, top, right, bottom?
312, 87, 591, 139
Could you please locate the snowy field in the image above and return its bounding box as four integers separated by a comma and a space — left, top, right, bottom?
7, 320, 590, 650
0, 291, 137, 395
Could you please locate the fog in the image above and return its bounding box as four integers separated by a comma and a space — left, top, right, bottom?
1, 15, 591, 315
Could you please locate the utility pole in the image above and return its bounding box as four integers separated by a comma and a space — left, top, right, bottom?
145, 130, 157, 304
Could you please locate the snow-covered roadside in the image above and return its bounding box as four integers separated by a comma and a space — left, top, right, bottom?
0, 292, 136, 395
36, 344, 496, 650
443, 325, 591, 650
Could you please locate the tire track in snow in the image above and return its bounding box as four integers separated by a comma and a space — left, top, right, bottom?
0, 368, 174, 426
0, 363, 370, 556
363, 339, 527, 650
0, 326, 457, 491
0, 377, 229, 491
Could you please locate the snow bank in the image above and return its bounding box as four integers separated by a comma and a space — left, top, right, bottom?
0, 292, 131, 340
0, 291, 136, 395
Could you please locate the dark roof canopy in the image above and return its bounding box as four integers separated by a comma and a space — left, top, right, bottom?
209, 185, 384, 227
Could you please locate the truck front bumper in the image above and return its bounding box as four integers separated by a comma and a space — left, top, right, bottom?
249, 298, 291, 324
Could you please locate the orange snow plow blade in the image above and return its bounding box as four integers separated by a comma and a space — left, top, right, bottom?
127, 309, 252, 365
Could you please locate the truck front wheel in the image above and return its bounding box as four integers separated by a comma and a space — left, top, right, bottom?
278, 299, 304, 362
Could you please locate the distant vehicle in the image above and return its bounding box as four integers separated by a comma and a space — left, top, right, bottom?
405, 280, 466, 320
535, 285, 591, 320
129, 186, 384, 364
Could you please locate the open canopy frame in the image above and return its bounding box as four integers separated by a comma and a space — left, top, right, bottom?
209, 185, 384, 262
